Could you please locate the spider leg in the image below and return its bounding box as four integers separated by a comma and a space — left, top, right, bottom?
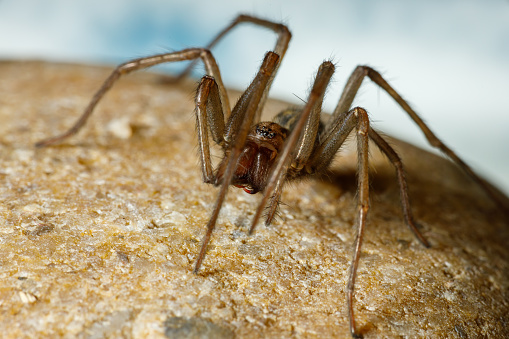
194, 52, 280, 273
195, 76, 226, 183
330, 65, 507, 212
291, 67, 328, 171
311, 103, 430, 248
263, 176, 285, 226
173, 15, 291, 123
249, 61, 335, 234
307, 105, 373, 338
346, 107, 371, 339
368, 128, 430, 247
222, 50, 285, 143
35, 48, 230, 147
176, 14, 291, 81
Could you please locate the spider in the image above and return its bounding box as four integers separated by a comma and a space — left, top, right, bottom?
35, 15, 506, 338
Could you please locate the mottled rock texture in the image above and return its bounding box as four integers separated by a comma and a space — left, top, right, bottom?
0, 61, 508, 338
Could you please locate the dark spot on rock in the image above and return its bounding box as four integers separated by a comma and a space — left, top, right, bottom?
163, 317, 234, 339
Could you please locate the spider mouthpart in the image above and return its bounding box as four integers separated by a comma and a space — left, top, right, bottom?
234, 184, 256, 194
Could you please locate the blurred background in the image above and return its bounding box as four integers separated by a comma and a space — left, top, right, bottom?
1, 0, 508, 194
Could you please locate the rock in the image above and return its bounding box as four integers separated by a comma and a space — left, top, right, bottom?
0, 61, 508, 338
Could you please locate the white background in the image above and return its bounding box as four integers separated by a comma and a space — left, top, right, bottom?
1, 0, 508, 194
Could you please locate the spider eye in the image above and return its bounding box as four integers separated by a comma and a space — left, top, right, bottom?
256, 125, 276, 139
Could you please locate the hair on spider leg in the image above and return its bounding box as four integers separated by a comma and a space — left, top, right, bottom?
267, 196, 289, 223
261, 177, 316, 226
33, 14, 508, 339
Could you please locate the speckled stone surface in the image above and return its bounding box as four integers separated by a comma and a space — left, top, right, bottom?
0, 61, 508, 338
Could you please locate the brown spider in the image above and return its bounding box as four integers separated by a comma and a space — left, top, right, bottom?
35, 15, 506, 338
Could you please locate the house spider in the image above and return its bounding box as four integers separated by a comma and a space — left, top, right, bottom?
35, 15, 506, 338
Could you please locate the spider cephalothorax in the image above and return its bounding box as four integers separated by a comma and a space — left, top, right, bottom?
35, 14, 506, 338
217, 121, 288, 194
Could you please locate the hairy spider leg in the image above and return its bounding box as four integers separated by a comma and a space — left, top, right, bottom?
35, 15, 292, 148
317, 106, 405, 337
330, 66, 508, 214
249, 61, 335, 233
174, 14, 291, 122
35, 48, 230, 147
193, 52, 280, 273
309, 98, 430, 249
195, 76, 226, 183
301, 63, 509, 336
177, 14, 291, 80
247, 61, 436, 336
367, 129, 430, 246
346, 107, 370, 339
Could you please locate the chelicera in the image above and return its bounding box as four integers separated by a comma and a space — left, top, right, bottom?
35, 14, 506, 338
218, 121, 288, 195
